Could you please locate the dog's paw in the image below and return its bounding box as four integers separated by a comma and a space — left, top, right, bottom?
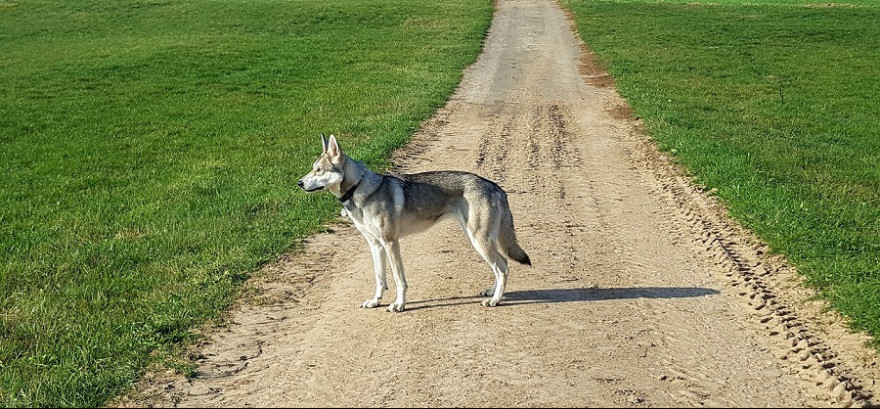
386, 303, 405, 313
481, 298, 500, 307
362, 298, 381, 308
479, 288, 495, 297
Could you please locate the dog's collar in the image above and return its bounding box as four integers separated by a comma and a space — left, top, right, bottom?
338, 180, 360, 204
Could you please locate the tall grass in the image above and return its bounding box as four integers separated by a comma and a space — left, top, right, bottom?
563, 0, 880, 343
0, 0, 493, 406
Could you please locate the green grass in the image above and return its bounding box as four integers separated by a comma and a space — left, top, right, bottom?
0, 0, 492, 406
563, 0, 880, 342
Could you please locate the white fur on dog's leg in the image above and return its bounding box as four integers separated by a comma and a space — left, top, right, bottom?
383, 240, 407, 314
386, 302, 405, 313
479, 288, 495, 297
481, 298, 500, 307
362, 298, 381, 308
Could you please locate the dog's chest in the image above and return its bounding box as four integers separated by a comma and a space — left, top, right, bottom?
343, 203, 383, 239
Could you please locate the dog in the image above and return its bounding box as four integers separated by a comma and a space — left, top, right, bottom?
297, 135, 531, 312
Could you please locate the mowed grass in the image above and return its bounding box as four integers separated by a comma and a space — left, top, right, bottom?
563, 0, 880, 342
0, 0, 492, 406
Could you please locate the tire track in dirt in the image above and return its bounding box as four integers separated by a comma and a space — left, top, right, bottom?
637, 138, 879, 405
117, 0, 879, 407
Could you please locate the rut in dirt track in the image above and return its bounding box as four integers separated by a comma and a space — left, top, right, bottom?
127, 0, 879, 407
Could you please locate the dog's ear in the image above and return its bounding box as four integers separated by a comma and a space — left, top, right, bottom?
327, 134, 341, 159
320, 134, 329, 153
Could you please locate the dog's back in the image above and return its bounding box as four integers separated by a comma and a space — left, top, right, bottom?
392, 171, 531, 267
396, 170, 501, 214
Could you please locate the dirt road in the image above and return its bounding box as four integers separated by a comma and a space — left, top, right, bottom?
126, 0, 879, 407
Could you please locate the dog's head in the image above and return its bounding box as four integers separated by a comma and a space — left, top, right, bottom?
297, 134, 346, 194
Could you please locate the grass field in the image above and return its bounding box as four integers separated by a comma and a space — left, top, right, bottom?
562, 0, 880, 343
0, 0, 492, 406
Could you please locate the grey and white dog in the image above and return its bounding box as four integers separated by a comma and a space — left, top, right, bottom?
297, 135, 531, 312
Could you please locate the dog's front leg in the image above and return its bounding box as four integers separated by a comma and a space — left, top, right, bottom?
362, 240, 388, 308
383, 240, 407, 313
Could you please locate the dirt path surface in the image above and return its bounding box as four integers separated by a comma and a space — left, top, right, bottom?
126, 0, 879, 407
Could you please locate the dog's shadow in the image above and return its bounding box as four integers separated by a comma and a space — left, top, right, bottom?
405, 286, 720, 311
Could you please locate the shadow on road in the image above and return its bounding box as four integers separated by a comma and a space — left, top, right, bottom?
406, 287, 720, 310
503, 287, 720, 304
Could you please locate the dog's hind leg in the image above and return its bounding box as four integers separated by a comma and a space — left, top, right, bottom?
383, 239, 408, 313
362, 238, 388, 309
464, 216, 509, 307
474, 241, 509, 307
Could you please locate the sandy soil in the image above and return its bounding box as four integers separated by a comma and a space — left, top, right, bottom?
119, 0, 879, 407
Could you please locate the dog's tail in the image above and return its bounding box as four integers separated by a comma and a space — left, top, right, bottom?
499, 197, 531, 266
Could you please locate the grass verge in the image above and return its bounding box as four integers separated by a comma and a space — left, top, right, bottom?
0, 0, 492, 406
562, 0, 880, 343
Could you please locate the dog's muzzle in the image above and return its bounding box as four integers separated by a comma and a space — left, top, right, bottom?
297, 179, 324, 192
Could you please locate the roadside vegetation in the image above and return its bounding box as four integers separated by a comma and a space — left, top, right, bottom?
563, 0, 880, 344
0, 0, 492, 406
